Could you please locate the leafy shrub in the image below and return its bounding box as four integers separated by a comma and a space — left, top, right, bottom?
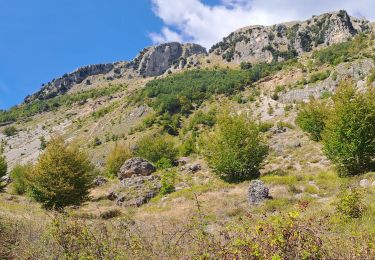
203, 111, 268, 182
308, 70, 330, 83
159, 170, 176, 195
336, 189, 364, 219
10, 164, 32, 195
296, 99, 328, 141
135, 134, 178, 167
2, 126, 17, 137
322, 83, 375, 176
29, 137, 95, 209
187, 110, 216, 132
105, 143, 132, 178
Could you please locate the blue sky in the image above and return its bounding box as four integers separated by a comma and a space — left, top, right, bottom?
0, 0, 164, 109
1, 0, 374, 109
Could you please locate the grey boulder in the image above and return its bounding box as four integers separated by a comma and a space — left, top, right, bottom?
118, 158, 156, 180
248, 180, 269, 204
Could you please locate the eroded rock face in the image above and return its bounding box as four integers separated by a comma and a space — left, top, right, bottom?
118, 158, 156, 180
24, 63, 115, 103
248, 180, 269, 204
129, 42, 207, 77
210, 10, 371, 64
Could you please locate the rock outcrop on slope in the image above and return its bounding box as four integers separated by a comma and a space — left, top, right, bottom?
25, 42, 207, 103
209, 10, 372, 64
128, 42, 207, 77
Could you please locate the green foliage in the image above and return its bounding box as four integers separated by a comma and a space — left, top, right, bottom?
105, 143, 132, 178
159, 170, 176, 195
29, 137, 95, 209
308, 70, 330, 84
322, 83, 375, 176
0, 154, 7, 185
10, 164, 32, 195
187, 110, 216, 132
0, 84, 126, 124
336, 189, 364, 219
203, 111, 268, 182
135, 134, 178, 167
313, 34, 369, 65
138, 63, 286, 116
2, 126, 17, 137
368, 69, 375, 84
296, 99, 328, 141
39, 136, 47, 150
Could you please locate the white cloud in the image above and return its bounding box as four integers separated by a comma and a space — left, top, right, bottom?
150, 0, 375, 49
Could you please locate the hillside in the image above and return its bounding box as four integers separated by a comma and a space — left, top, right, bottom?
1, 10, 375, 259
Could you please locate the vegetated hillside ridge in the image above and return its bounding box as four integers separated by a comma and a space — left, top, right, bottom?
0, 10, 375, 259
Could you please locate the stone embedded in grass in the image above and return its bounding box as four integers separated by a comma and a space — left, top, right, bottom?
118, 158, 156, 180
248, 180, 270, 204
92, 176, 108, 187
359, 179, 370, 188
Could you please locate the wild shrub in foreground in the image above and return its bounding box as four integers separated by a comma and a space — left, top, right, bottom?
203, 111, 268, 182
135, 134, 178, 168
105, 143, 132, 178
296, 98, 328, 141
10, 164, 32, 195
336, 188, 364, 219
29, 137, 95, 209
322, 83, 375, 176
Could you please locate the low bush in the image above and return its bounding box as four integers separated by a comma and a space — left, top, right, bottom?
10, 164, 32, 195
105, 143, 132, 178
2, 126, 17, 137
336, 188, 364, 219
135, 134, 178, 167
159, 170, 176, 195
296, 98, 328, 141
29, 137, 95, 209
203, 111, 268, 182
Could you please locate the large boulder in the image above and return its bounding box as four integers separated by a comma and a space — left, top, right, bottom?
248, 180, 269, 204
118, 158, 156, 180
108, 175, 161, 207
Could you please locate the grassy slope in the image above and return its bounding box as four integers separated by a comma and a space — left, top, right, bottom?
1, 34, 375, 258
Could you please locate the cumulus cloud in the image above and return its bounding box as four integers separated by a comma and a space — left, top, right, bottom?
150, 0, 375, 49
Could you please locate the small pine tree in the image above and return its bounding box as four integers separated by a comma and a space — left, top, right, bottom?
203, 111, 268, 182
29, 137, 95, 209
105, 143, 132, 178
323, 83, 375, 176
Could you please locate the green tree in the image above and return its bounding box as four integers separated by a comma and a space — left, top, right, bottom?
296, 98, 328, 141
203, 111, 268, 182
135, 134, 178, 167
29, 137, 95, 209
10, 164, 32, 195
322, 83, 375, 176
105, 143, 132, 178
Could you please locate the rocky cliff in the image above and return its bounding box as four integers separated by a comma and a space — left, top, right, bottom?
128, 42, 207, 77
25, 42, 207, 103
209, 10, 371, 64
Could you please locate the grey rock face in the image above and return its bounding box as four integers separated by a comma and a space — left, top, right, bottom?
210, 10, 370, 64
248, 180, 269, 204
24, 63, 115, 103
359, 179, 370, 188
118, 158, 156, 180
0, 174, 12, 185
129, 42, 207, 77
93, 176, 108, 187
